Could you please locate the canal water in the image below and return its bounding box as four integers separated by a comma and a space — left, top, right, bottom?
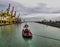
0, 22, 60, 47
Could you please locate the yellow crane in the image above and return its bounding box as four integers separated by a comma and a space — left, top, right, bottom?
0, 3, 13, 25
0, 3, 21, 25
12, 11, 16, 23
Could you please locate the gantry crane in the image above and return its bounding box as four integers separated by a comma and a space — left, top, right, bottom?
0, 3, 21, 25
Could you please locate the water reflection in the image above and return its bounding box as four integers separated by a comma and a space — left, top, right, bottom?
23, 36, 32, 47
1, 25, 12, 36
0, 25, 14, 47
23, 36, 32, 41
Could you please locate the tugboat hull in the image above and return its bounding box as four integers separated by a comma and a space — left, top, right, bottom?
22, 29, 32, 38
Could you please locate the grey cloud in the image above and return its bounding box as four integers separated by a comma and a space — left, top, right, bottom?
0, 0, 60, 16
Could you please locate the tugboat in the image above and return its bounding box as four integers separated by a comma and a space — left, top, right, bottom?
22, 24, 32, 38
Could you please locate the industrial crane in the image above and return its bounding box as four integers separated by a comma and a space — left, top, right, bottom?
16, 13, 21, 23
0, 3, 21, 25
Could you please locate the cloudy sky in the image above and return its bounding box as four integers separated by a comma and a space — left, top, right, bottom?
0, 0, 60, 20
12, 0, 60, 8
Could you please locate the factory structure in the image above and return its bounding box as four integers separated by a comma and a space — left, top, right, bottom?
0, 3, 21, 25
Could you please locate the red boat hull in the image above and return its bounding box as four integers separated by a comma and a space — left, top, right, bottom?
22, 29, 32, 38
